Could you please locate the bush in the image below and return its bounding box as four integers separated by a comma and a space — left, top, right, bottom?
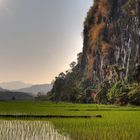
128, 86, 140, 105
115, 92, 129, 105
107, 81, 122, 104
107, 81, 129, 105
95, 80, 110, 104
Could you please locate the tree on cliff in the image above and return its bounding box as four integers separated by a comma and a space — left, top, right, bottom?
49, 61, 82, 102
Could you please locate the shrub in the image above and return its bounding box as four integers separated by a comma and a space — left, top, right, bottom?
107, 81, 122, 103
95, 80, 110, 104
128, 86, 140, 105
115, 92, 129, 105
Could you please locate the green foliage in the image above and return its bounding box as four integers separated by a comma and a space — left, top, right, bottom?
128, 85, 140, 105
115, 92, 129, 105
107, 82, 140, 105
51, 72, 66, 102
50, 61, 83, 102
95, 80, 110, 104
107, 81, 125, 104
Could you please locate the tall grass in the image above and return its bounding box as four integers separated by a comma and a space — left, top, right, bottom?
0, 120, 70, 140
0, 101, 139, 116
51, 111, 140, 140
0, 101, 139, 140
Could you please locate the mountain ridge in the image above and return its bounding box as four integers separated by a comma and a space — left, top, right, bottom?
0, 81, 32, 90
16, 84, 52, 96
0, 91, 34, 100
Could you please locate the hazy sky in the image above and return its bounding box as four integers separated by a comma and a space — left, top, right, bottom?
0, 0, 92, 84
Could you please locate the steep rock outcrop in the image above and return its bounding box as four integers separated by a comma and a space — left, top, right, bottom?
80, 0, 140, 84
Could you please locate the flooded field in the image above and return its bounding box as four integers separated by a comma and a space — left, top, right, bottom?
0, 120, 70, 140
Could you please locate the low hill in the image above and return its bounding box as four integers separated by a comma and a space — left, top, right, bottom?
0, 91, 34, 100
0, 87, 8, 92
16, 84, 52, 96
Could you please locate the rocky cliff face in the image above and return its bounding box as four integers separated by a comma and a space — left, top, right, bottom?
80, 0, 140, 84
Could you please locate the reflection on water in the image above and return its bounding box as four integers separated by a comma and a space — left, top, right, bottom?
0, 120, 71, 140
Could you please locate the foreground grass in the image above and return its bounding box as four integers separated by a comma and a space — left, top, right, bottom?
51, 111, 140, 140
0, 101, 140, 140
0, 120, 70, 140
0, 101, 140, 116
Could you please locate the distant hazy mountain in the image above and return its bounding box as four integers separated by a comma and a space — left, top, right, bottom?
16, 84, 52, 96
0, 91, 33, 100
0, 87, 8, 92
0, 81, 32, 90
0, 85, 34, 100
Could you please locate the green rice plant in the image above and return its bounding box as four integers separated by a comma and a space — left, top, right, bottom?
0, 101, 139, 140
51, 111, 140, 140
0, 120, 71, 140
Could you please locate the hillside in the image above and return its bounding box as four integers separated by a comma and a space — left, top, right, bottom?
0, 91, 33, 100
50, 0, 140, 105
0, 87, 8, 92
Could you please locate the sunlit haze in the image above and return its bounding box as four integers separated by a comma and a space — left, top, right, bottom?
0, 0, 92, 84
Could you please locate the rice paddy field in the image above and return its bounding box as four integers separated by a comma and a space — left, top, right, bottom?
0, 101, 140, 140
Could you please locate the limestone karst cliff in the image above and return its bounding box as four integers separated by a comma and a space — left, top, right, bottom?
80, 0, 140, 84
50, 0, 140, 104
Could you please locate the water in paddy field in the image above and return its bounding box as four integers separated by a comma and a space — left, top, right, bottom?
0, 120, 71, 140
